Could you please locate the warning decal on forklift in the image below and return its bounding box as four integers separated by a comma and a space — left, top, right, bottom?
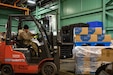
11, 59, 25, 62
12, 54, 20, 58
5, 58, 25, 62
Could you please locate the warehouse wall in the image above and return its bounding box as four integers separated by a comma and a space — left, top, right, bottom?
36, 2, 59, 30
36, 0, 103, 28
0, 7, 36, 32
61, 0, 102, 25
36, 0, 113, 38
0, 0, 113, 37
0, 15, 8, 31
60, 0, 113, 38
0, 8, 23, 32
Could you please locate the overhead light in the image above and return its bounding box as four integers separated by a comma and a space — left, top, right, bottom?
27, 0, 36, 4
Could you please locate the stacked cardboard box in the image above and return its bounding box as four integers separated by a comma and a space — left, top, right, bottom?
75, 35, 97, 42
74, 27, 88, 34
74, 27, 102, 35
88, 27, 102, 34
73, 46, 113, 75
73, 21, 112, 75
73, 46, 104, 75
97, 35, 111, 42
74, 27, 111, 45
101, 48, 113, 62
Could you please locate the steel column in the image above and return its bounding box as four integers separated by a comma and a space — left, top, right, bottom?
58, 0, 61, 29
103, 0, 106, 33
105, 0, 113, 32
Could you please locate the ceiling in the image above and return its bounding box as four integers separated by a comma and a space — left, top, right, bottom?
1, 0, 57, 11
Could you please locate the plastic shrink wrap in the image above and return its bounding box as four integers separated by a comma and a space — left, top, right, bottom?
72, 46, 112, 75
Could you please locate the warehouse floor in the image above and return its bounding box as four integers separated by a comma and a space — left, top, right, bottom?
59, 71, 74, 75
15, 71, 74, 75
60, 58, 75, 75
12, 58, 75, 75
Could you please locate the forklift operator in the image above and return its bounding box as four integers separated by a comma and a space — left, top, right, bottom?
19, 25, 38, 56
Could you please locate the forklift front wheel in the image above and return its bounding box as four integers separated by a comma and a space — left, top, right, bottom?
41, 62, 57, 75
1, 65, 14, 75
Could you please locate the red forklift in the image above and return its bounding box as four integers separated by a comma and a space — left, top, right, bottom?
0, 14, 60, 75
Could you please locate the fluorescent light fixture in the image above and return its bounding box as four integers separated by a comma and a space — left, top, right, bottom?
27, 0, 36, 4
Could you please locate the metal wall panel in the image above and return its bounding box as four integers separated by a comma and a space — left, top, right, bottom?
0, 8, 23, 31
62, 0, 81, 16
0, 8, 37, 31
106, 10, 113, 28
60, 0, 113, 38
0, 15, 8, 25
82, 0, 102, 11
61, 0, 102, 16
61, 12, 102, 26
36, 0, 113, 38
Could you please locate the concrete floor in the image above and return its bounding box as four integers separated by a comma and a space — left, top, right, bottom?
60, 58, 75, 72
59, 71, 74, 75
60, 58, 75, 75
18, 58, 75, 75
17, 58, 75, 75
15, 71, 74, 75
0, 58, 75, 75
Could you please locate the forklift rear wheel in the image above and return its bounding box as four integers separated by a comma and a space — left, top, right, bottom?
1, 65, 14, 75
41, 62, 57, 75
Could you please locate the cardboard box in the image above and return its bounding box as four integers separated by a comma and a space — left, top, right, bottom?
74, 46, 104, 75
74, 27, 102, 35
98, 35, 111, 42
75, 35, 97, 42
88, 27, 102, 34
83, 61, 90, 68
101, 48, 113, 62
74, 27, 88, 34
76, 58, 101, 75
